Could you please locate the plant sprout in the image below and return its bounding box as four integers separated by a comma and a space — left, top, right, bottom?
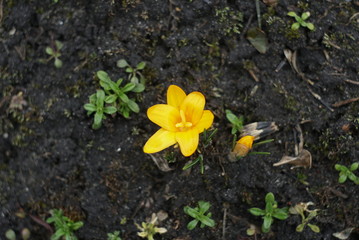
107, 230, 122, 240
249, 192, 289, 233
46, 209, 83, 240
184, 201, 215, 230
136, 213, 167, 240
45, 40, 63, 68
84, 89, 117, 129
335, 162, 359, 184
289, 202, 320, 233
117, 59, 146, 86
287, 11, 315, 31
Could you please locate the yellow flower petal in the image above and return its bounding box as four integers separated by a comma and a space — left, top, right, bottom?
194, 110, 214, 133
175, 128, 199, 157
180, 92, 205, 126
147, 104, 180, 131
143, 128, 177, 153
167, 85, 186, 108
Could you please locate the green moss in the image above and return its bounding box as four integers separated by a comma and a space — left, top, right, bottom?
285, 27, 301, 40
215, 7, 243, 36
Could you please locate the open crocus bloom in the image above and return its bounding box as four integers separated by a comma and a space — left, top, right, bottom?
144, 85, 214, 157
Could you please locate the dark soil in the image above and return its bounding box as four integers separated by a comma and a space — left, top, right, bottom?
1, 0, 359, 239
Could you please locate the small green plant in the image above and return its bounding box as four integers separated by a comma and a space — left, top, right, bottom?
45, 40, 63, 68
117, 59, 146, 86
287, 11, 314, 30
136, 213, 167, 240
249, 192, 289, 233
335, 162, 359, 184
183, 201, 215, 230
289, 202, 320, 233
46, 209, 83, 240
83, 89, 117, 129
107, 230, 122, 240
225, 109, 244, 135
97, 70, 143, 118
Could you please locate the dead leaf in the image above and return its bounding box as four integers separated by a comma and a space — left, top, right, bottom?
246, 27, 269, 54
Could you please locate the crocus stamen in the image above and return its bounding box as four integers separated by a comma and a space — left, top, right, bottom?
175, 109, 192, 129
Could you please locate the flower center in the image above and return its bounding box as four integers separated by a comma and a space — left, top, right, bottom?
175, 109, 192, 130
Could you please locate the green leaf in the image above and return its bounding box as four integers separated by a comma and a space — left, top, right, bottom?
127, 100, 139, 113
184, 206, 198, 218
265, 201, 274, 213
104, 95, 117, 104
97, 71, 111, 82
130, 76, 139, 84
262, 216, 273, 233
136, 61, 146, 70
52, 229, 65, 240
89, 93, 97, 104
273, 209, 289, 220
287, 11, 297, 17
116, 59, 128, 68
335, 164, 344, 171
118, 93, 129, 103
265, 193, 275, 204
307, 23, 315, 30
291, 22, 300, 30
46, 47, 54, 55
84, 103, 96, 112
54, 58, 63, 68
5, 229, 16, 240
198, 201, 210, 213
350, 162, 359, 171
249, 208, 265, 216
131, 83, 145, 93
116, 78, 124, 86
339, 174, 347, 183
187, 219, 198, 230
96, 90, 105, 107
125, 67, 133, 73
198, 215, 215, 227
72, 221, 84, 230
55, 40, 63, 50
307, 223, 320, 233
348, 172, 357, 182
246, 27, 269, 54
301, 12, 310, 20
93, 112, 103, 129
225, 110, 240, 125
296, 223, 305, 232
122, 83, 136, 92
104, 106, 117, 114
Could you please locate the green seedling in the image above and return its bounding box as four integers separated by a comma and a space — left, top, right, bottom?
136, 213, 167, 240
184, 201, 215, 230
289, 202, 320, 233
45, 40, 63, 68
107, 230, 122, 240
225, 109, 244, 135
84, 89, 117, 129
117, 59, 146, 86
46, 209, 83, 240
287, 11, 315, 31
335, 162, 359, 184
182, 128, 218, 174
97, 70, 142, 118
249, 192, 289, 233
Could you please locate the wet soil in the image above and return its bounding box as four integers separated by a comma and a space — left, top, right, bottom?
1, 0, 359, 239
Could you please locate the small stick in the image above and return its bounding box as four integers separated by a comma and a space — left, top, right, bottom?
344, 79, 359, 85
332, 97, 359, 107
255, 0, 262, 29
307, 87, 334, 112
222, 205, 228, 240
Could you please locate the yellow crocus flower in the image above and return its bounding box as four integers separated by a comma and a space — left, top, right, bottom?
143, 85, 214, 157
